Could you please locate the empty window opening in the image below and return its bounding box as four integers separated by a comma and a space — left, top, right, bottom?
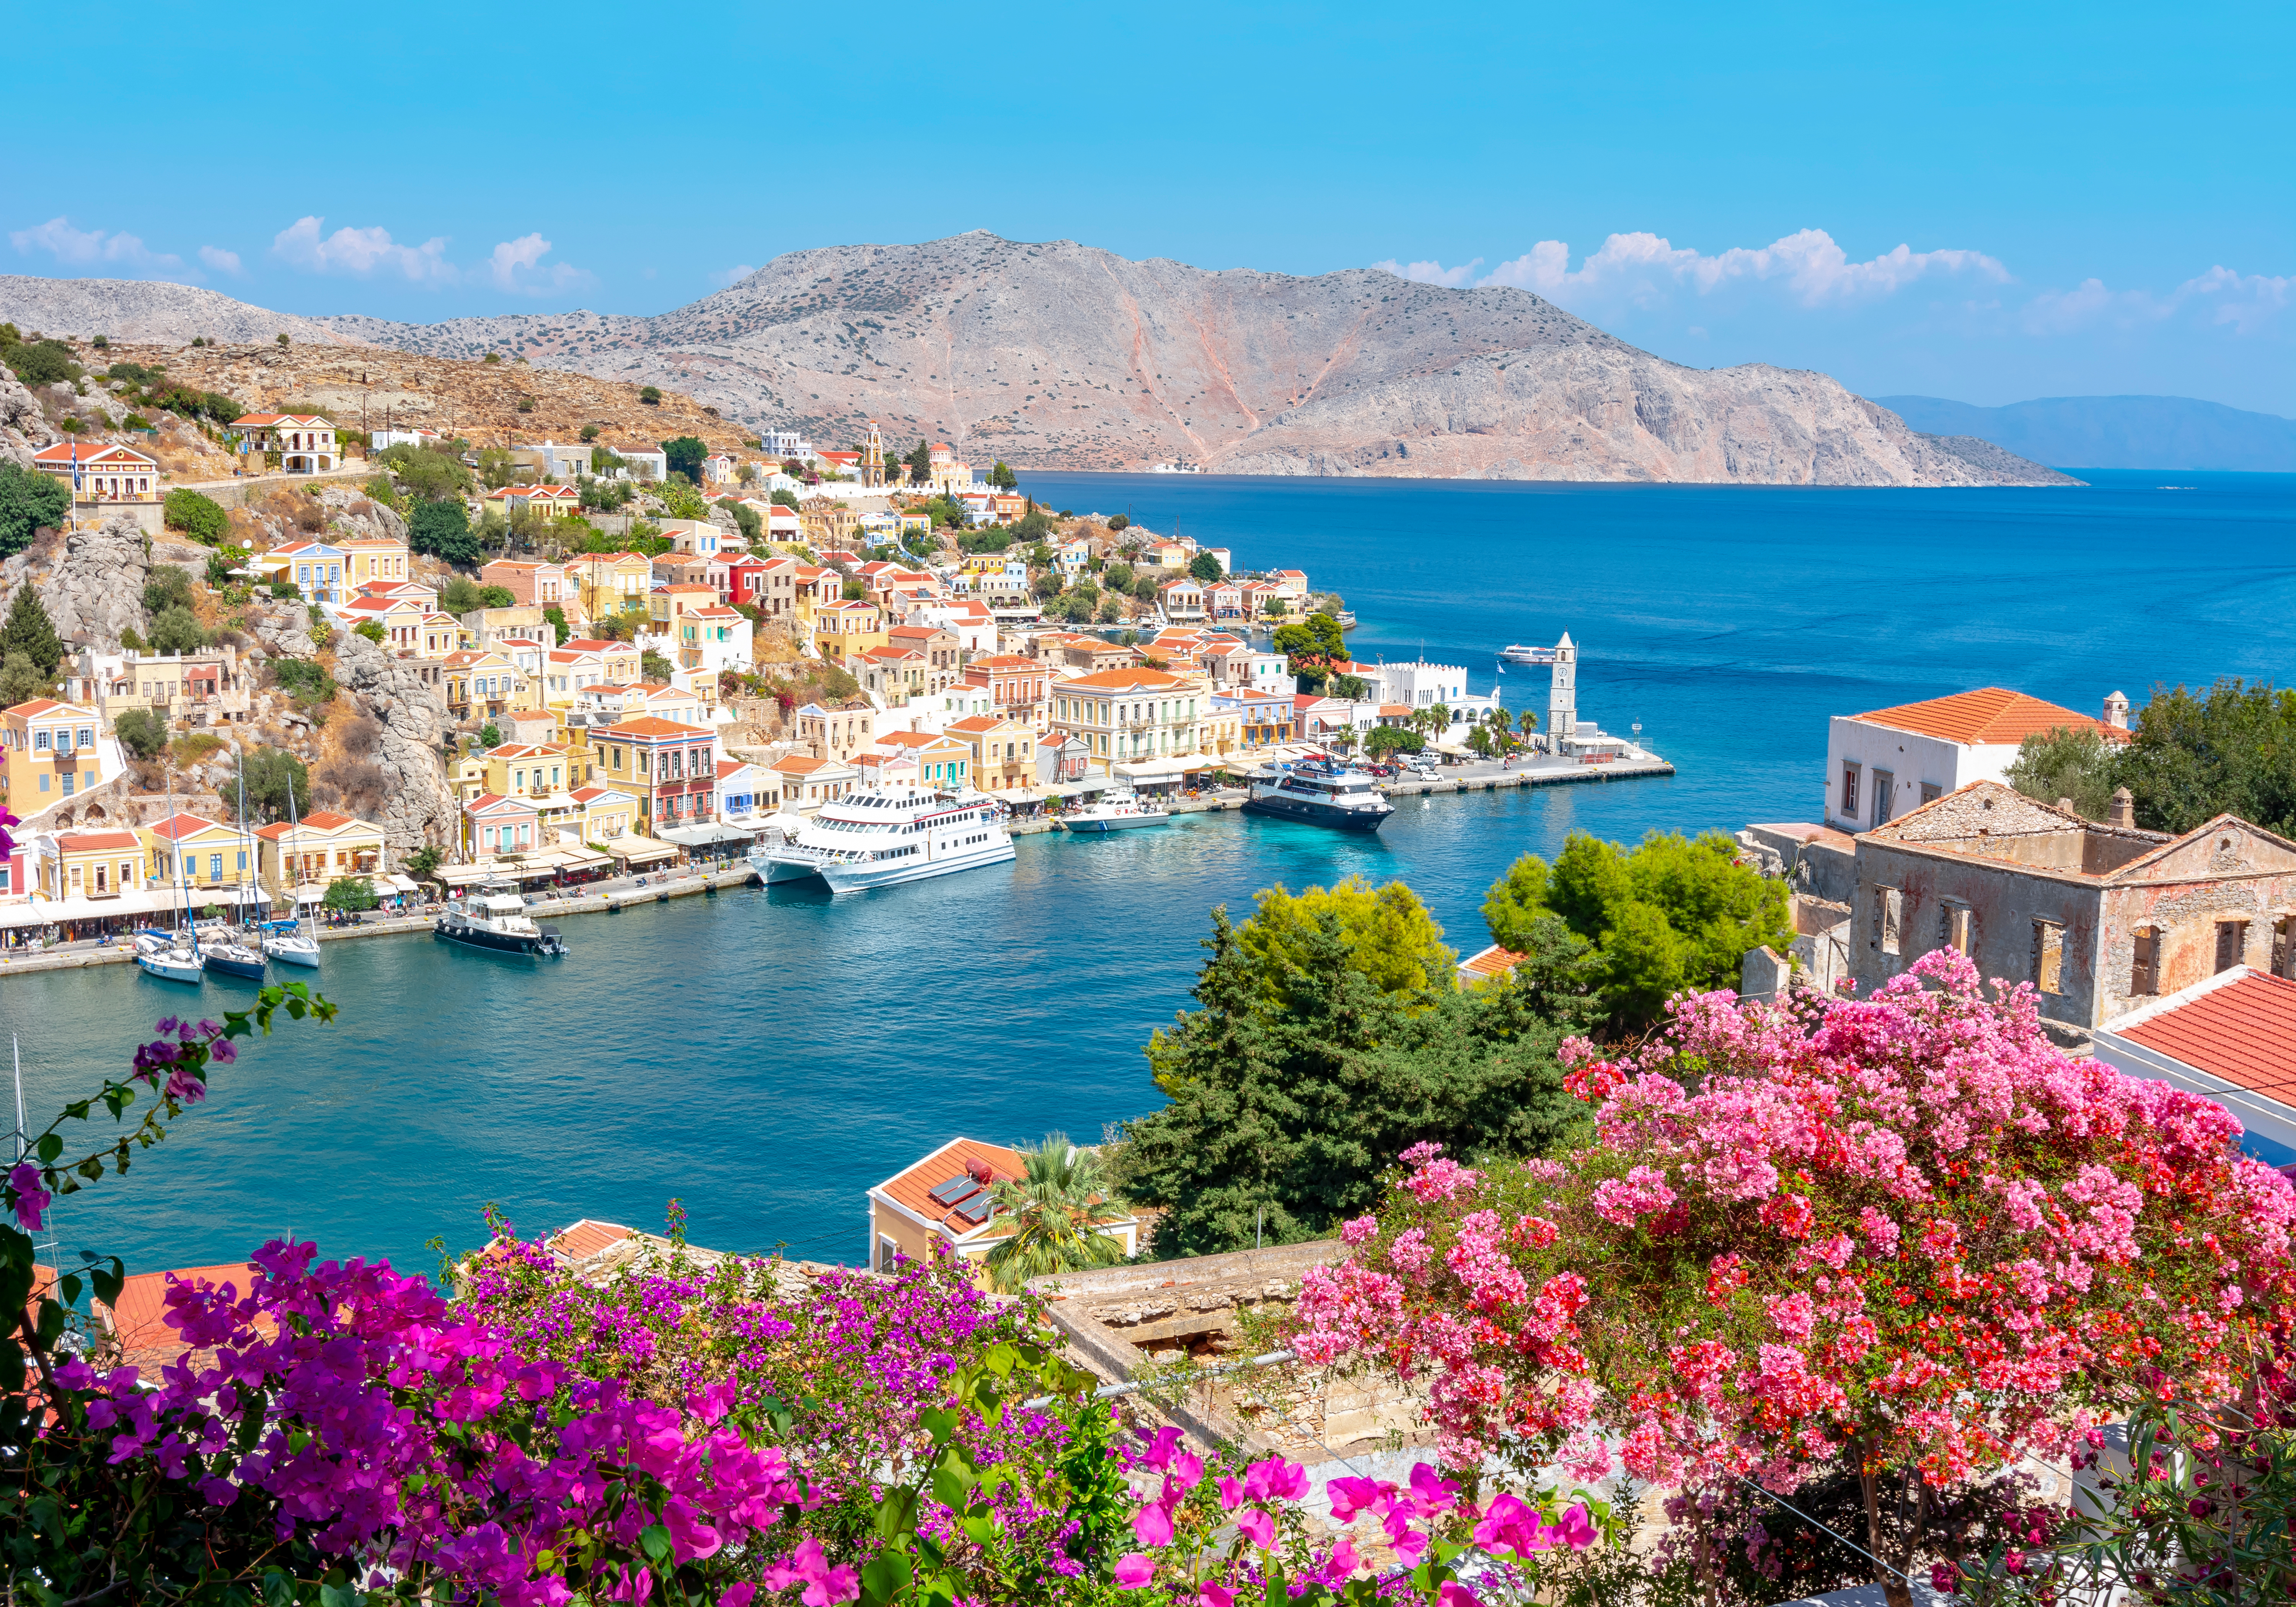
2130, 927, 2159, 996
2215, 920, 2249, 974
1872, 770, 1896, 826
1941, 904, 1973, 957
1876, 887, 1903, 956
2032, 920, 2066, 995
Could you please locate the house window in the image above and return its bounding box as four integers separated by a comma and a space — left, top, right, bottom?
1871, 770, 1895, 826
1874, 886, 1901, 955
2214, 920, 2248, 974
1921, 782, 1942, 805
1940, 904, 1973, 956
1841, 763, 1859, 818
2032, 920, 2066, 994
2130, 926, 2160, 996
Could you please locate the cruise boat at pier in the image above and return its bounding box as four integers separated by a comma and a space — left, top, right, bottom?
1241, 758, 1395, 832
1499, 643, 1557, 665
752, 786, 1014, 894
1062, 787, 1170, 833
435, 882, 569, 957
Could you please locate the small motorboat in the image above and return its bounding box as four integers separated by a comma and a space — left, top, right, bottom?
435, 882, 569, 957
1063, 787, 1172, 834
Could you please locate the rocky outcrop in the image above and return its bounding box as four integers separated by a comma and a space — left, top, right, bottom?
38, 515, 150, 650
245, 595, 318, 658
315, 483, 407, 545
332, 632, 458, 851
314, 232, 2072, 487
0, 363, 60, 467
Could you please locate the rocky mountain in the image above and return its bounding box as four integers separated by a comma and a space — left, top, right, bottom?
0, 275, 356, 348
319, 233, 2071, 486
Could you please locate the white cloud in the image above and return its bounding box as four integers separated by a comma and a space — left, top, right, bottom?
198, 244, 243, 276
272, 215, 455, 284
484, 232, 592, 295
2018, 267, 2290, 337
711, 264, 758, 288
10, 216, 183, 271
1386, 229, 2009, 309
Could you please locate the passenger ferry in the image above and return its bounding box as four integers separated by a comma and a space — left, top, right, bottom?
752, 786, 1014, 894
1062, 787, 1170, 833
1241, 758, 1395, 832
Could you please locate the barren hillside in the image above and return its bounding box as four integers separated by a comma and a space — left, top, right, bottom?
0, 276, 357, 348
320, 233, 2072, 486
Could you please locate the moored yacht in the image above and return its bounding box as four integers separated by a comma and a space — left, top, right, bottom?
435, 882, 569, 957
1063, 786, 1170, 834
756, 785, 1013, 894
1241, 758, 1395, 832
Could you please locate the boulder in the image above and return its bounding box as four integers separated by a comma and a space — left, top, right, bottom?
34, 513, 150, 650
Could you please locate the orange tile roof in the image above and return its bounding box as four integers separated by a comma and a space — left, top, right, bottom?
2118, 971, 2296, 1101
57, 830, 140, 851
609, 716, 712, 737
1854, 688, 2129, 746
1063, 667, 1191, 692
874, 1138, 1024, 1234
147, 812, 227, 841
100, 1262, 268, 1364
32, 441, 156, 466
549, 1219, 633, 1260
773, 754, 826, 774
1458, 944, 1526, 981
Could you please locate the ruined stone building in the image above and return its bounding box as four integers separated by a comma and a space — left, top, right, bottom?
1850, 781, 2296, 1039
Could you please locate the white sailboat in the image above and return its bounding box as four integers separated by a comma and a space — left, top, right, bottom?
258, 770, 321, 968
200, 756, 267, 980
138, 765, 206, 986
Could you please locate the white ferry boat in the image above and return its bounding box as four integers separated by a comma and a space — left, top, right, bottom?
1063, 787, 1170, 833
1499, 643, 1557, 665
1241, 758, 1395, 833
435, 882, 569, 957
753, 786, 1014, 894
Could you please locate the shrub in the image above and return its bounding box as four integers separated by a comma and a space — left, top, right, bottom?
5, 338, 80, 386
0, 460, 72, 556
580, 423, 600, 442
639, 385, 662, 405
241, 746, 309, 820
142, 565, 196, 617
516, 396, 535, 413
478, 722, 502, 747
271, 657, 334, 705
205, 546, 249, 587
352, 619, 385, 643
408, 498, 482, 566
321, 875, 378, 912
2, 586, 65, 676
268, 579, 300, 600
148, 606, 207, 655
113, 707, 169, 759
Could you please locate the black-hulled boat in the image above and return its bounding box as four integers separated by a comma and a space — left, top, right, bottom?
434, 882, 568, 957
1241, 758, 1395, 832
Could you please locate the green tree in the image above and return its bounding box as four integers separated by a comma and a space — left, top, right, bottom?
2117, 679, 2296, 838
543, 606, 569, 646
408, 499, 482, 566
1119, 877, 1590, 1258
148, 606, 206, 655
241, 747, 310, 823
405, 844, 444, 879
769, 488, 799, 512
1271, 610, 1345, 669
1483, 831, 1791, 1030
161, 488, 230, 545
113, 707, 168, 760
580, 424, 602, 443
988, 461, 1018, 490
352, 620, 385, 644
377, 444, 474, 502
980, 1135, 1129, 1291
1466, 725, 1493, 759
903, 440, 933, 482
206, 546, 249, 589
1363, 725, 1425, 760
639, 386, 662, 406
1188, 551, 1222, 582
0, 649, 46, 707
0, 461, 72, 557
322, 876, 379, 913
2, 586, 65, 676
1132, 575, 1159, 603
641, 649, 674, 682
661, 435, 708, 483
477, 585, 516, 610
476, 446, 519, 490
2006, 725, 2122, 820
6, 339, 80, 386
1102, 561, 1134, 594
1329, 673, 1369, 701
1030, 570, 1061, 600
479, 723, 504, 748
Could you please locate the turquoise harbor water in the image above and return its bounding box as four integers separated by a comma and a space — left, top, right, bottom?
6, 470, 2291, 1279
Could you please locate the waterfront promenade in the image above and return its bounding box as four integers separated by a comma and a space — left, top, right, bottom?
0, 749, 1673, 976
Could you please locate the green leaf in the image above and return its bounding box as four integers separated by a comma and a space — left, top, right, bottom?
958, 1513, 998, 1545
930, 1452, 979, 1508
861, 1552, 913, 1604
34, 1133, 61, 1162
320, 1583, 355, 1607
58, 1273, 80, 1308
637, 1524, 673, 1568
874, 1485, 920, 1541
919, 1406, 957, 1444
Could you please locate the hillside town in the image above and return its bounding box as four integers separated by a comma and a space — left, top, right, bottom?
0, 333, 1637, 942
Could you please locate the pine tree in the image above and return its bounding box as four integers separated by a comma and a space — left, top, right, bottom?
2, 587, 64, 677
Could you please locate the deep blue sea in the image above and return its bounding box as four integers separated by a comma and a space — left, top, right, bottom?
7, 470, 2291, 1281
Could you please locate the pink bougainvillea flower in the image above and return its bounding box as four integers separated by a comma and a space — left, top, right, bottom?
1235, 1508, 1276, 1549
1132, 1500, 1174, 1547
8, 1163, 49, 1230
1113, 1554, 1156, 1589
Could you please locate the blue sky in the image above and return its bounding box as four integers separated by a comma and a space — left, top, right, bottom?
6, 2, 2289, 413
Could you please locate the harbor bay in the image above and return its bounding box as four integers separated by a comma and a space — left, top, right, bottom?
9, 468, 2292, 1280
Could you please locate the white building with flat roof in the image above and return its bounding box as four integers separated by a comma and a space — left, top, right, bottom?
1822, 687, 2130, 834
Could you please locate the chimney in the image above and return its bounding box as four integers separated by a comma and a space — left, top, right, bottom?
2103, 690, 2130, 730
2057, 796, 2076, 815
2111, 786, 2135, 829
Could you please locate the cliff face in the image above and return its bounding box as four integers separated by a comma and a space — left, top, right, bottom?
318, 233, 2072, 487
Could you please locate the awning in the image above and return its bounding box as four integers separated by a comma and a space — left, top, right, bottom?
556, 848, 612, 869
1112, 756, 1197, 780
382, 874, 422, 893
659, 823, 753, 847
611, 835, 680, 864
149, 884, 271, 912
0, 892, 158, 927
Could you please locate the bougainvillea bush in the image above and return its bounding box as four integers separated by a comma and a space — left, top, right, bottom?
1290, 950, 2296, 1607
2, 992, 1599, 1607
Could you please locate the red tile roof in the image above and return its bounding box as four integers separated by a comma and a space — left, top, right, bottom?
1854, 688, 2130, 746
874, 1138, 1023, 1234
57, 830, 140, 851
549, 1219, 633, 1260
147, 812, 227, 841
2118, 970, 2296, 1100
607, 716, 712, 737
1458, 944, 1527, 982
100, 1262, 269, 1367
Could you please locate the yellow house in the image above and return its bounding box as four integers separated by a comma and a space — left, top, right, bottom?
339, 538, 412, 590
143, 812, 258, 900
338, 593, 430, 654
811, 598, 885, 661
864, 1138, 1140, 1283
0, 699, 103, 817
567, 552, 655, 626
944, 714, 1036, 792
442, 650, 533, 719
484, 742, 575, 798
569, 785, 638, 844
34, 829, 144, 901
254, 810, 387, 901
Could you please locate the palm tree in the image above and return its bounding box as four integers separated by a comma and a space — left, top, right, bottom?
982, 1134, 1128, 1291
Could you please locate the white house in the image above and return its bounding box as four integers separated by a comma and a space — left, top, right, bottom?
1822, 687, 2131, 834
608, 446, 668, 482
